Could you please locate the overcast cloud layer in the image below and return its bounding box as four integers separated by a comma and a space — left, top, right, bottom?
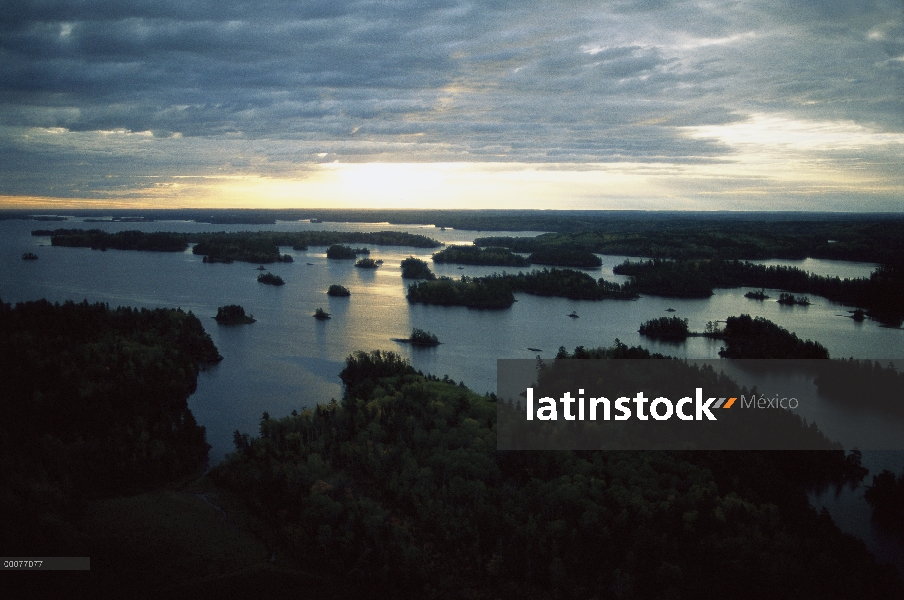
1, 1, 902, 209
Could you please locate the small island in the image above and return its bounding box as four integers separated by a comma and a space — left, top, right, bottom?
745, 289, 770, 300
214, 304, 256, 324
777, 292, 811, 306
257, 272, 285, 286
638, 316, 690, 340
314, 307, 331, 320
393, 327, 441, 346
401, 256, 436, 280
852, 309, 866, 321
326, 244, 357, 259
355, 257, 379, 269
327, 284, 351, 297
21, 252, 38, 260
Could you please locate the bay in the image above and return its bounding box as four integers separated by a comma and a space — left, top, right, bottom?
3, 216, 903, 573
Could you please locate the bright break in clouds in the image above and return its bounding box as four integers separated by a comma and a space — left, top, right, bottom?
1, 1, 902, 210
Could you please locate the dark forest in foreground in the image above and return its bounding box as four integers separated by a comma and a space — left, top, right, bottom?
212, 349, 901, 599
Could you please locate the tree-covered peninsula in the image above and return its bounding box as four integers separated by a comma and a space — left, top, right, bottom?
718, 314, 830, 359
0, 299, 219, 555
210, 349, 902, 599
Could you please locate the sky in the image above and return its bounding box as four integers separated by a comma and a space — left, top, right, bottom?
1, 1, 903, 211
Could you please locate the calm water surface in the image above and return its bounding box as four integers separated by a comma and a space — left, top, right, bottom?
2, 217, 903, 572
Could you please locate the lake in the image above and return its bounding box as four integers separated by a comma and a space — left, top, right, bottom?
2, 216, 903, 572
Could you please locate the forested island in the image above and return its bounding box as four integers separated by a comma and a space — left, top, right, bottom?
777, 292, 812, 306
33, 229, 442, 264
503, 268, 637, 300
400, 256, 436, 279
407, 275, 516, 308
327, 284, 351, 297
257, 272, 285, 285
33, 228, 190, 252
209, 348, 902, 599
406, 268, 637, 308
613, 259, 904, 325
638, 316, 691, 340
431, 244, 603, 269
314, 307, 331, 320
214, 304, 256, 324
326, 244, 358, 259
21, 251, 38, 260
432, 244, 530, 266
355, 257, 379, 268
393, 327, 441, 346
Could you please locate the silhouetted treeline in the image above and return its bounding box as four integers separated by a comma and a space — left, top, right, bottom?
614, 259, 904, 324
718, 315, 830, 359
475, 217, 904, 263
865, 468, 904, 536
0, 299, 219, 553
432, 244, 530, 266
210, 349, 902, 599
34, 229, 442, 264
528, 246, 602, 267
34, 228, 189, 252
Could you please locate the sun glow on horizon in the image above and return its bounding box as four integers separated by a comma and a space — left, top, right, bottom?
2, 153, 902, 213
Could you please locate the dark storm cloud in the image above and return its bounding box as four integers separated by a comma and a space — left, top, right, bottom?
1, 0, 902, 201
